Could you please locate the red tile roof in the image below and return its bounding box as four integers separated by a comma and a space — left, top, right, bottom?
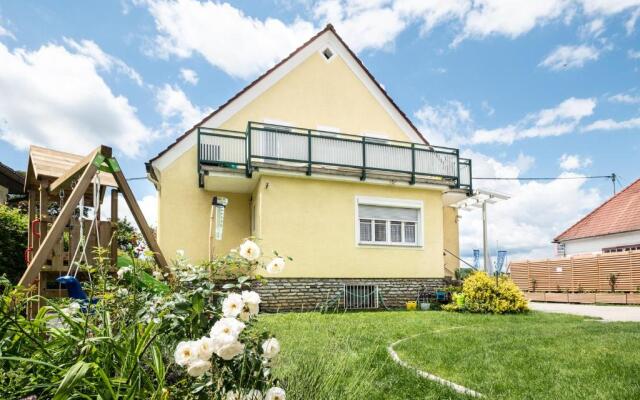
554, 178, 640, 242
148, 24, 428, 165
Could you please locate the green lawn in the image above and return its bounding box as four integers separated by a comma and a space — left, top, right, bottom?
260, 311, 640, 400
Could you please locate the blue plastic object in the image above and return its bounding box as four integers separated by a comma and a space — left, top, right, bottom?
495, 250, 508, 274
56, 275, 88, 301
473, 249, 480, 269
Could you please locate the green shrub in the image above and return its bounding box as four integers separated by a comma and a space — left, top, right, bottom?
0, 204, 27, 283
445, 272, 528, 314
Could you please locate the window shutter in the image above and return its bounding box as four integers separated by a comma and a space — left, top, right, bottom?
358, 205, 418, 221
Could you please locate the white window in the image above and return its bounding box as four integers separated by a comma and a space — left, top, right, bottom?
356, 197, 422, 247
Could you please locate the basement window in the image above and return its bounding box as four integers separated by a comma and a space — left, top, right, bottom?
322, 47, 334, 60
344, 284, 379, 309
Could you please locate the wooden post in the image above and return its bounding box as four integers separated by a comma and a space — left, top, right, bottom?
110, 189, 118, 267
109, 162, 168, 271
19, 160, 100, 287
38, 181, 49, 248
27, 190, 36, 252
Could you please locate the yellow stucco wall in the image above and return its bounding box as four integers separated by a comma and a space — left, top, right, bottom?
157, 146, 251, 263
155, 42, 461, 276
443, 206, 460, 276
213, 51, 413, 142
253, 175, 445, 278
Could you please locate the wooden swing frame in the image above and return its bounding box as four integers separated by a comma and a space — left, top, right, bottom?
19, 145, 168, 288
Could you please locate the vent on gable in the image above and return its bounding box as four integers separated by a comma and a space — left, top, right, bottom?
322, 47, 334, 60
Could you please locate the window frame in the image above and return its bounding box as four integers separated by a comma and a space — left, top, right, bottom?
355, 196, 423, 248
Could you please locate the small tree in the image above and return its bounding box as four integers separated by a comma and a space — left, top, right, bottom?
609, 273, 618, 293
0, 205, 28, 283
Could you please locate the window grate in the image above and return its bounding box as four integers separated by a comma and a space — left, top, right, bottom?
344, 284, 379, 310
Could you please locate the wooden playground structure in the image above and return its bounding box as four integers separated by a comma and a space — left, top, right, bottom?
19, 145, 167, 312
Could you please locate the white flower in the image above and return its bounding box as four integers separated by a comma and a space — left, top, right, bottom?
195, 336, 216, 361
215, 340, 245, 360
239, 240, 261, 261
261, 338, 280, 359
265, 387, 286, 400
152, 270, 164, 281
210, 317, 245, 341
222, 293, 245, 317
266, 257, 285, 274
176, 249, 185, 258
242, 291, 261, 317
174, 340, 199, 367
187, 359, 211, 377
238, 309, 251, 322
117, 266, 132, 279
117, 288, 129, 297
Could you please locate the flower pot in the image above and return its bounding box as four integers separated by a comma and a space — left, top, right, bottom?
595, 293, 627, 304
406, 301, 417, 311
568, 293, 596, 304
420, 302, 431, 311
545, 293, 569, 303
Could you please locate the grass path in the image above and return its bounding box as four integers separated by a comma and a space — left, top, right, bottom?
261, 311, 640, 400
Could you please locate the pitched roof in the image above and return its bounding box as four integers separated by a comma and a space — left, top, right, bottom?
554, 178, 640, 242
26, 145, 117, 189
0, 161, 25, 193
148, 24, 428, 165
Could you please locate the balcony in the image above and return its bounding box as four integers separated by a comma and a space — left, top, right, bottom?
197, 122, 472, 192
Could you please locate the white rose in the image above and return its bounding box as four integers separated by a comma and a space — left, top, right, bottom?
239, 309, 251, 322
174, 340, 198, 367
266, 257, 285, 274
222, 293, 245, 317
196, 336, 216, 361
215, 340, 245, 360
117, 266, 132, 279
187, 359, 211, 377
261, 338, 280, 359
239, 240, 261, 261
265, 387, 286, 400
210, 317, 245, 341
152, 270, 164, 281
242, 291, 261, 316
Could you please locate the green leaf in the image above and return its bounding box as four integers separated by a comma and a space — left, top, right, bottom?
53, 360, 93, 400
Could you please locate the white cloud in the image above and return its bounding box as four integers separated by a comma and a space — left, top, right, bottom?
628, 49, 640, 59
180, 68, 198, 85
0, 22, 15, 40
0, 41, 153, 157
481, 100, 495, 116
559, 153, 592, 170
414, 100, 472, 147
138, 1, 640, 78
102, 191, 158, 228
458, 150, 602, 259
145, 0, 316, 79
625, 7, 640, 34
580, 18, 605, 37
608, 92, 640, 104
156, 84, 211, 134
471, 97, 596, 144
539, 44, 600, 70
64, 38, 143, 86
582, 116, 640, 131
453, 0, 571, 46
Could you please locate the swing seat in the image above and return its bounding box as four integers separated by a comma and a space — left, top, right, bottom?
56, 275, 89, 301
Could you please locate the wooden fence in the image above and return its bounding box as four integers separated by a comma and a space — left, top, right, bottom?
509, 250, 640, 293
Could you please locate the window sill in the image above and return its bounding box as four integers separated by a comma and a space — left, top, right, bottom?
357, 242, 422, 249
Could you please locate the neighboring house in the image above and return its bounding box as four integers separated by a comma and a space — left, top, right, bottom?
554, 178, 640, 256
147, 25, 473, 310
0, 161, 25, 205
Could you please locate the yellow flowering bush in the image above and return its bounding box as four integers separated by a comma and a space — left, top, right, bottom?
449, 272, 528, 314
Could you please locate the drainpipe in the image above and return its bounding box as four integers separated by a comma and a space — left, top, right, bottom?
483, 201, 491, 275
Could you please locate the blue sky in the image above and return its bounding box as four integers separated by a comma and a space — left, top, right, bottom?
1, 0, 639, 259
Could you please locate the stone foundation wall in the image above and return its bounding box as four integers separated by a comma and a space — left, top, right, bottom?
253, 278, 451, 312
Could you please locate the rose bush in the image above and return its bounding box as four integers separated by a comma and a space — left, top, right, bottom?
0, 239, 289, 399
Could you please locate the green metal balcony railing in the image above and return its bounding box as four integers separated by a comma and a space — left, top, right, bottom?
197, 121, 472, 191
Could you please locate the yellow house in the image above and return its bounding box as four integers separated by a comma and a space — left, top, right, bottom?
147, 25, 473, 310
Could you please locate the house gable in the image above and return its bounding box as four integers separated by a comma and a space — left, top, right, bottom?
150, 24, 427, 172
